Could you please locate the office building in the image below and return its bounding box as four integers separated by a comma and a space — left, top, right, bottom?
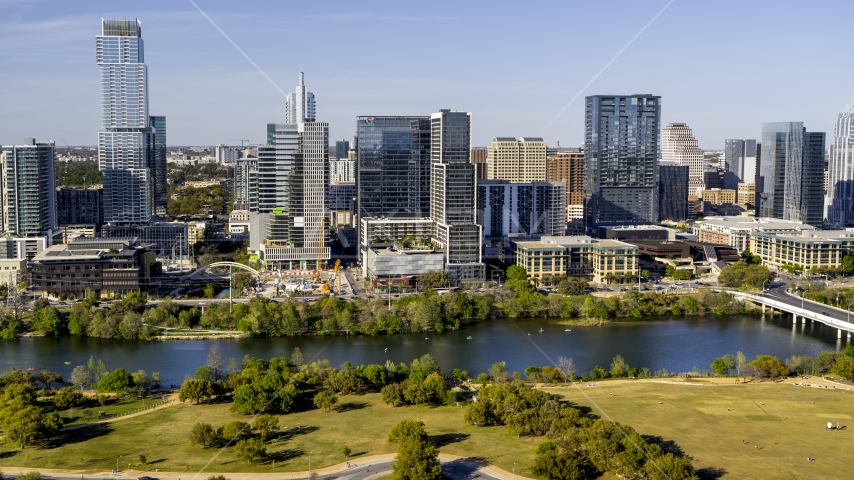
584, 95, 660, 235
486, 137, 547, 182
724, 139, 757, 189
471, 147, 488, 180
696, 216, 815, 252
102, 222, 188, 256
546, 150, 584, 221
31, 238, 159, 298
702, 188, 737, 205
335, 139, 350, 160
356, 116, 431, 220
56, 187, 103, 227
662, 123, 704, 194
285, 71, 315, 123
758, 122, 825, 226
513, 235, 638, 284
1, 139, 56, 237
658, 165, 688, 221
826, 102, 854, 227
751, 230, 854, 273
737, 182, 756, 208
477, 180, 566, 240
429, 110, 484, 283
96, 18, 166, 224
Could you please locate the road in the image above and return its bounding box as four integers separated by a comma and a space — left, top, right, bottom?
760, 282, 854, 327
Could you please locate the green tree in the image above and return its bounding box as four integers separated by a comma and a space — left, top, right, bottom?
556, 277, 589, 296
220, 421, 250, 442
831, 355, 854, 380
388, 420, 428, 444
138, 454, 147, 465
391, 437, 443, 480
382, 383, 405, 407
0, 404, 62, 449
53, 386, 85, 408
203, 284, 215, 299
179, 378, 215, 404
418, 270, 451, 290
710, 354, 735, 375
189, 422, 219, 448
313, 390, 339, 411
70, 365, 91, 389
506, 265, 527, 281
97, 368, 134, 396
751, 355, 789, 378
32, 306, 61, 336
234, 438, 266, 464
253, 414, 280, 441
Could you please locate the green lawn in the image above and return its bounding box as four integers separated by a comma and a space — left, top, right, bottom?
544, 380, 854, 480
0, 393, 539, 476
45, 395, 170, 426
4, 382, 853, 479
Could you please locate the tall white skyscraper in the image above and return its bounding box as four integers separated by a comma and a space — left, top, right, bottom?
661, 123, 704, 195
826, 101, 854, 227
285, 72, 316, 123
96, 18, 166, 223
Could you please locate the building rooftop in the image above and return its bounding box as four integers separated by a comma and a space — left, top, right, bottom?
754, 230, 854, 243
514, 236, 637, 250
371, 247, 441, 256
697, 217, 816, 231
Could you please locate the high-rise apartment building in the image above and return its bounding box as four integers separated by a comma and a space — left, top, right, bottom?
471, 147, 488, 180
233, 157, 257, 211
285, 72, 315, 123
584, 95, 660, 235
546, 150, 584, 221
429, 110, 483, 283
215, 144, 238, 164
658, 165, 688, 221
96, 18, 166, 224
486, 137, 547, 182
56, 187, 103, 227
329, 160, 355, 184
661, 123, 704, 194
356, 116, 431, 220
477, 180, 566, 240
826, 102, 854, 227
758, 122, 825, 226
0, 139, 56, 237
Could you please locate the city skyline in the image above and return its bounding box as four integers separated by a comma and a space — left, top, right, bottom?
2, 1, 854, 148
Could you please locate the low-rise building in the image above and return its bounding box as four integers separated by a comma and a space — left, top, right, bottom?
695, 217, 816, 252
31, 238, 160, 298
702, 188, 737, 205
737, 182, 756, 208
364, 247, 445, 290
751, 230, 854, 273
513, 235, 638, 283
0, 258, 26, 286
187, 222, 206, 244
0, 236, 48, 261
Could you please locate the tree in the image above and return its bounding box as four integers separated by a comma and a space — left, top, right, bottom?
831, 355, 854, 380
533, 445, 594, 480
32, 306, 61, 336
418, 270, 451, 289
464, 401, 496, 427
505, 265, 527, 281
234, 438, 266, 464
392, 437, 443, 480
556, 277, 589, 296
313, 390, 339, 411
220, 421, 250, 442
710, 354, 735, 375
751, 355, 789, 378
53, 386, 85, 408
97, 368, 134, 396
131, 370, 159, 394
0, 404, 62, 449
735, 351, 750, 378
253, 414, 279, 441
179, 378, 215, 404
557, 356, 575, 382
138, 454, 147, 465
207, 345, 225, 381
203, 284, 215, 299
382, 383, 405, 407
665, 265, 692, 281
70, 365, 91, 390
290, 347, 305, 370
15, 473, 43, 480
87, 357, 108, 385
189, 422, 219, 448
388, 420, 428, 444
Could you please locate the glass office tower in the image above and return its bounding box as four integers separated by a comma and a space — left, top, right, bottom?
758, 122, 824, 226
96, 18, 165, 224
356, 116, 431, 220
583, 95, 660, 236
826, 104, 854, 227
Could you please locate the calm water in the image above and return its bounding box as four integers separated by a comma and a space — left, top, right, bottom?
0, 315, 848, 386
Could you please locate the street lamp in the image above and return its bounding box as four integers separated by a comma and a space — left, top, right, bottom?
116, 455, 122, 475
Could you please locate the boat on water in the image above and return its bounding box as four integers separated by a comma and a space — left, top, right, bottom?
564, 329, 572, 332
539, 328, 544, 333
26, 367, 35, 371
466, 336, 472, 340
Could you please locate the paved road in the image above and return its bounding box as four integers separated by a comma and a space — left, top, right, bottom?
760, 282, 854, 326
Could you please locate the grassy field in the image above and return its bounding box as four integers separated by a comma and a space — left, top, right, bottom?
2, 381, 853, 479
545, 379, 854, 480
0, 393, 539, 476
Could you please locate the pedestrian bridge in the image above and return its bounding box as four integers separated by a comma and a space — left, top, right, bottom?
183, 262, 261, 280
724, 289, 854, 339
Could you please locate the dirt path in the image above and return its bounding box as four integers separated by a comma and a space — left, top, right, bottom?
63, 393, 181, 431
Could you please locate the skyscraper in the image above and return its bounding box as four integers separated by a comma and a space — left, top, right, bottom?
758, 122, 825, 226
356, 116, 431, 220
0, 139, 56, 237
658, 165, 689, 221
826, 102, 854, 227
661, 123, 704, 194
285, 72, 315, 124
546, 151, 584, 221
335, 139, 350, 160
724, 139, 757, 189
584, 95, 660, 235
96, 18, 165, 224
429, 110, 483, 282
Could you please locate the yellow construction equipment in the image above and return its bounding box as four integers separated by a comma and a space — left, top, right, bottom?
333, 259, 341, 294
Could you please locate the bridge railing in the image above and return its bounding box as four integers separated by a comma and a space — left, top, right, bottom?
725, 289, 854, 332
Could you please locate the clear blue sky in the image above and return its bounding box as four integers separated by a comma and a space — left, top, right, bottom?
1, 0, 852, 149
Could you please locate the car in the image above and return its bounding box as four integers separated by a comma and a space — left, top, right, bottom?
822, 311, 828, 316
138, 477, 159, 480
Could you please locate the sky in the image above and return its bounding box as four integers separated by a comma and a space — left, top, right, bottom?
1, 0, 853, 149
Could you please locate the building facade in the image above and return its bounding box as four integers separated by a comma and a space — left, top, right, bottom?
584, 95, 660, 235
1, 140, 56, 237
658, 164, 688, 221
513, 235, 638, 284
695, 217, 815, 252
486, 137, 547, 182
233, 158, 257, 211
751, 230, 854, 273
285, 71, 315, 123
546, 150, 584, 221
662, 123, 704, 194
476, 180, 567, 240
724, 139, 757, 189
826, 102, 854, 227
329, 159, 355, 184
758, 122, 825, 226
96, 18, 166, 224
56, 187, 103, 228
